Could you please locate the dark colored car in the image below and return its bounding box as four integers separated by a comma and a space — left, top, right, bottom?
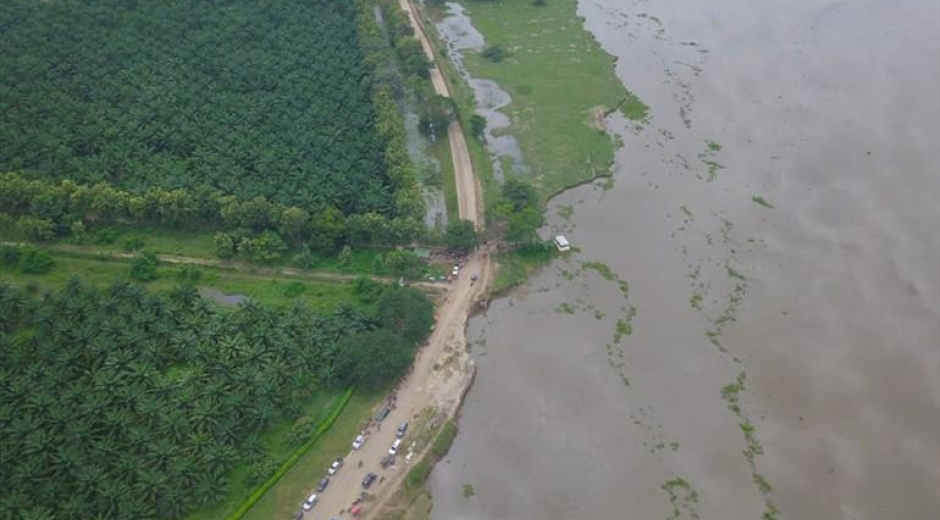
375, 406, 391, 422
316, 477, 330, 492
362, 472, 378, 489
293, 510, 304, 520
381, 454, 395, 468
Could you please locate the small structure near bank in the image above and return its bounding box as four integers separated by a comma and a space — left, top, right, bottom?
412, 247, 432, 263
553, 234, 570, 252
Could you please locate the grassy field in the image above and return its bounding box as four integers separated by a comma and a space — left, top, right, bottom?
426, 0, 645, 199
0, 250, 363, 312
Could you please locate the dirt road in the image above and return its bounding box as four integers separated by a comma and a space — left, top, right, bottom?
0, 241, 446, 291
399, 0, 482, 228
300, 2, 492, 519
305, 251, 490, 520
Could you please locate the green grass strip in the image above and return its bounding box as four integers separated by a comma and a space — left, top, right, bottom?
226, 388, 355, 520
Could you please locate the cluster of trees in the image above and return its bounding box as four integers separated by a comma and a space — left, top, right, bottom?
0, 278, 433, 519
0, 246, 55, 275
1, 0, 375, 206
499, 178, 545, 244
372, 0, 431, 79
0, 0, 424, 227
0, 173, 423, 252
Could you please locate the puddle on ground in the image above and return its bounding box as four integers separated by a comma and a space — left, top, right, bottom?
435, 2, 528, 181
198, 287, 248, 306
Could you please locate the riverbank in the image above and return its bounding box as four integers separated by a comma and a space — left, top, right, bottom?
358, 1, 650, 517
429, 0, 940, 519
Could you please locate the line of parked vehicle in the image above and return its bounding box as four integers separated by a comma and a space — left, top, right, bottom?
293, 403, 410, 519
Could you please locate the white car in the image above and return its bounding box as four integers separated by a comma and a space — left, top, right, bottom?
452, 264, 460, 276
327, 457, 343, 475
352, 434, 366, 450
302, 493, 319, 511
388, 438, 403, 456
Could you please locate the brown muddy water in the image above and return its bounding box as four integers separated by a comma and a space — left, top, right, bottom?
430, 0, 940, 519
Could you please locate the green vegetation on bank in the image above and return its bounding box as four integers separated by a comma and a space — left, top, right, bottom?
374, 418, 459, 520
491, 243, 555, 295
430, 0, 647, 198
0, 278, 434, 520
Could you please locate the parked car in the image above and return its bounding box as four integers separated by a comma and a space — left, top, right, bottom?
452, 264, 460, 276
316, 477, 330, 492
388, 438, 402, 456
375, 406, 391, 422
327, 457, 343, 475
293, 510, 304, 520
352, 433, 366, 450
380, 454, 395, 468
396, 422, 409, 438
362, 473, 378, 489
302, 493, 319, 511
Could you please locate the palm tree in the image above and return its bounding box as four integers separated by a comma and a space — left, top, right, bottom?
19, 506, 56, 520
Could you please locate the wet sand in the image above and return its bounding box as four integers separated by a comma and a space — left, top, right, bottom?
430, 0, 940, 519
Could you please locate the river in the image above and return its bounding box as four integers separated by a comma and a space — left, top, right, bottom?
429, 0, 940, 519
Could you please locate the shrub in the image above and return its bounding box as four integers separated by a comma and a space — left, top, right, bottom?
129, 252, 158, 281
17, 216, 57, 241
353, 275, 384, 303
18, 248, 54, 274
175, 267, 203, 283
0, 246, 22, 268
481, 45, 506, 62
283, 281, 306, 298
121, 237, 145, 252
469, 114, 487, 141
92, 228, 119, 245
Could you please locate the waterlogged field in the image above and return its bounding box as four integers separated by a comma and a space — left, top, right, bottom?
432, 0, 646, 197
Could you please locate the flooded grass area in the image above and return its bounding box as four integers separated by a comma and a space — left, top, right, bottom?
490, 244, 556, 296
432, 0, 641, 198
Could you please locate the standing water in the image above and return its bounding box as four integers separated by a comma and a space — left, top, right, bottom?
435, 3, 528, 181
431, 0, 940, 519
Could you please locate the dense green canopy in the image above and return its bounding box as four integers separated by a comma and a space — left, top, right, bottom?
0, 0, 394, 215
0, 280, 433, 519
